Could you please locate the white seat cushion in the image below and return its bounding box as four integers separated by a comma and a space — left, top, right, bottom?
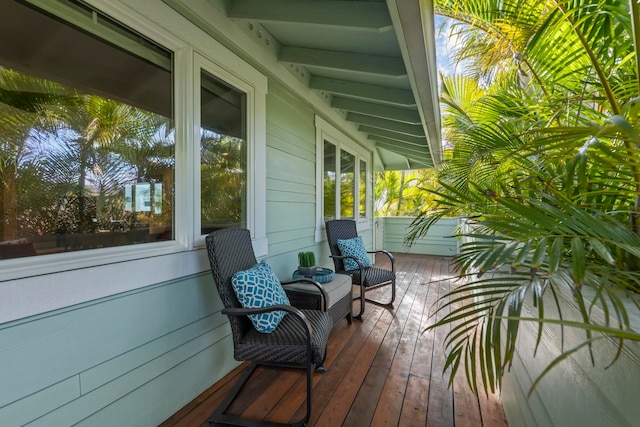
284, 273, 351, 308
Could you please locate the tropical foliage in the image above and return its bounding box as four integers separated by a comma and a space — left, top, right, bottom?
374, 169, 439, 216
2, 59, 249, 252
0, 65, 175, 247
200, 131, 246, 229
408, 0, 640, 394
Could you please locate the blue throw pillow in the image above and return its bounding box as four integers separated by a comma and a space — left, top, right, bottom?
336, 237, 372, 271
231, 260, 290, 333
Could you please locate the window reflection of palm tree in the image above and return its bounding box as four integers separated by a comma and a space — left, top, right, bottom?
1, 66, 174, 247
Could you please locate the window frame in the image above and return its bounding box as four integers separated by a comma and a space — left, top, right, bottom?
359, 158, 368, 219
338, 148, 357, 220
315, 115, 371, 242
0, 0, 267, 324
192, 53, 267, 253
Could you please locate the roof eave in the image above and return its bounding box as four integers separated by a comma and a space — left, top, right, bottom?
386, 0, 442, 168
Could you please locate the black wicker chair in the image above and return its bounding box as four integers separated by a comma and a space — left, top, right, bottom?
325, 219, 396, 319
205, 228, 333, 427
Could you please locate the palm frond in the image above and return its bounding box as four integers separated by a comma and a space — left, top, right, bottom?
419, 0, 640, 394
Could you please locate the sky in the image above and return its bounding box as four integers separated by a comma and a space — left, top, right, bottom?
433, 14, 469, 78
434, 15, 455, 76
433, 14, 461, 150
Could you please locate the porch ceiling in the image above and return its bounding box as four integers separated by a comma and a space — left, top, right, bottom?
225, 0, 442, 170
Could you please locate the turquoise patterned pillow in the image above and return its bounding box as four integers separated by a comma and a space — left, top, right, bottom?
231, 260, 290, 333
337, 237, 372, 271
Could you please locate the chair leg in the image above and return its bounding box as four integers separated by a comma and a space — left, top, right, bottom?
365, 279, 395, 308
353, 290, 366, 319
208, 361, 312, 427
353, 278, 396, 319
364, 297, 394, 309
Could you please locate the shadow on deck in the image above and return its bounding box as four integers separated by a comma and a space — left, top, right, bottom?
160, 253, 508, 427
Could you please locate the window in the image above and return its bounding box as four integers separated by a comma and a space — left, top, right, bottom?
199, 70, 247, 234
0, 0, 174, 259
359, 159, 367, 218
316, 116, 369, 240
323, 140, 336, 221
193, 53, 267, 254
0, 0, 268, 322
340, 150, 355, 219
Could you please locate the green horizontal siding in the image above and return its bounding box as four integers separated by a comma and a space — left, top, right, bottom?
381, 217, 458, 256
72, 336, 237, 427
0, 378, 79, 426
0, 272, 238, 427
264, 81, 327, 277
501, 294, 640, 427
79, 313, 229, 393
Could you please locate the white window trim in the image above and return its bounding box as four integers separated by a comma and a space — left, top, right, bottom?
359, 158, 372, 221
315, 115, 371, 242
192, 52, 268, 255
0, 0, 267, 324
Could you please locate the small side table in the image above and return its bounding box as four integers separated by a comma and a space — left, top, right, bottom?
283, 273, 353, 326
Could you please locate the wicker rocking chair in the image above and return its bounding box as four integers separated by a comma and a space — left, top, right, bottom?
325, 219, 396, 319
205, 228, 332, 427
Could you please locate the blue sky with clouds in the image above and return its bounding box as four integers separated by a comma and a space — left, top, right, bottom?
434, 15, 454, 76
434, 14, 469, 77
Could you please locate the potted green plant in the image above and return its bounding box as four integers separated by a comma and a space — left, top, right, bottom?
297, 251, 317, 277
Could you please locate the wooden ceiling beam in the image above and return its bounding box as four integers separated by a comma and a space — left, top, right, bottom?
309, 76, 415, 107
279, 46, 406, 77
228, 0, 393, 32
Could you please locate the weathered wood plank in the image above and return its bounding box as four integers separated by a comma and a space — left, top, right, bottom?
426, 259, 455, 427
288, 303, 388, 424
398, 256, 438, 427
371, 260, 431, 426
310, 293, 403, 425
362, 259, 421, 426
241, 369, 300, 422
264, 318, 356, 423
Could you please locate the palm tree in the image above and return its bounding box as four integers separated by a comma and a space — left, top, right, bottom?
375, 169, 439, 216
0, 66, 77, 240
1, 64, 175, 242
200, 131, 245, 229
408, 0, 640, 394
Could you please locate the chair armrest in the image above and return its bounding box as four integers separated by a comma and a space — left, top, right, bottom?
222, 305, 313, 338
281, 278, 328, 311
223, 304, 303, 317
330, 254, 366, 287
366, 250, 395, 271
330, 254, 365, 269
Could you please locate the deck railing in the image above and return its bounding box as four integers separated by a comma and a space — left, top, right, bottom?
376, 216, 459, 256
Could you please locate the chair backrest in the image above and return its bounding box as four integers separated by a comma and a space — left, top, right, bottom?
325, 219, 358, 272
205, 228, 257, 338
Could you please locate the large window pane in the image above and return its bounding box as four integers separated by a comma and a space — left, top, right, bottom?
200, 70, 246, 234
200, 71, 247, 234
359, 159, 367, 218
323, 140, 336, 221
0, 1, 174, 259
340, 150, 355, 219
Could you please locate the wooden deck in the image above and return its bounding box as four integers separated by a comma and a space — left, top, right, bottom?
160, 254, 508, 427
